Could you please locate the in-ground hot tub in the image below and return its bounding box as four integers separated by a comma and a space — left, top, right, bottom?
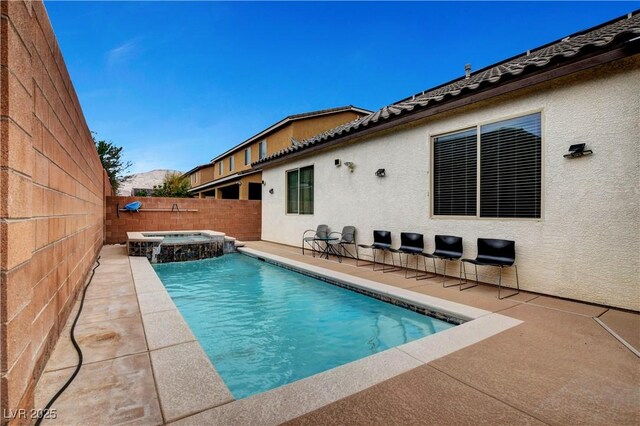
127, 230, 241, 263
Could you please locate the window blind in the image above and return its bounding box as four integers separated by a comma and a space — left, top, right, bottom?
433, 129, 477, 216
299, 166, 314, 214
286, 169, 299, 214
480, 113, 541, 218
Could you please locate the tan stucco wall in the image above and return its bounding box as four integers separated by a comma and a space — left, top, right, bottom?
1, 0, 108, 414
239, 173, 263, 199
211, 111, 367, 182
289, 111, 362, 141
261, 56, 640, 310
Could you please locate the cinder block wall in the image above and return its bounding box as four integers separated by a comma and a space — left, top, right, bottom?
106, 197, 262, 243
1, 0, 109, 417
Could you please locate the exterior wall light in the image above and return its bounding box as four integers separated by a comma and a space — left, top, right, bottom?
269, 188, 274, 194
375, 168, 386, 177
564, 143, 593, 158
335, 159, 341, 167
261, 180, 266, 186
344, 161, 355, 172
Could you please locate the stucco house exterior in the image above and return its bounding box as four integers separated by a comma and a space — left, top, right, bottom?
254, 12, 640, 310
184, 106, 371, 199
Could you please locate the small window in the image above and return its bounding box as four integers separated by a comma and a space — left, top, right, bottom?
229, 156, 235, 172
259, 140, 267, 160
218, 162, 223, 175
244, 147, 251, 165
286, 166, 314, 214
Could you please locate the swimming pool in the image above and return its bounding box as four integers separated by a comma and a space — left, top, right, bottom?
153, 253, 456, 399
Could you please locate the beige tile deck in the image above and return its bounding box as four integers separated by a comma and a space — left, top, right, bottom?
286, 365, 545, 426
34, 242, 639, 425
36, 353, 162, 426
597, 308, 640, 352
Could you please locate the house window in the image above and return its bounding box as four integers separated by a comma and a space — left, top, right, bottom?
432, 112, 541, 219
190, 173, 199, 186
286, 165, 314, 214
259, 140, 267, 160
245, 147, 251, 165
229, 156, 235, 172
218, 162, 223, 175
433, 128, 477, 216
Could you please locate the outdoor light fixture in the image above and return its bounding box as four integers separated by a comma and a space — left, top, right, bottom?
261, 180, 266, 186
344, 161, 355, 172
269, 188, 274, 194
375, 168, 386, 177
564, 143, 593, 158
335, 159, 341, 167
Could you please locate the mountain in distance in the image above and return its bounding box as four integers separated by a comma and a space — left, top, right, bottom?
117, 169, 182, 196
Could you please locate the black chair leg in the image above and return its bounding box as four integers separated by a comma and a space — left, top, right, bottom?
382, 251, 401, 273
356, 247, 375, 268
373, 250, 384, 272
416, 257, 437, 280
404, 254, 411, 279
460, 262, 479, 291
498, 265, 520, 299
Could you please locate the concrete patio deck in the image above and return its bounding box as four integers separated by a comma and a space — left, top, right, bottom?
34, 242, 639, 425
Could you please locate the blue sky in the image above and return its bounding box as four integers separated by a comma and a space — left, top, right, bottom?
45, 1, 637, 174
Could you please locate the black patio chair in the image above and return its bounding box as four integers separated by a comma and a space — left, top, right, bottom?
301, 224, 329, 257
394, 232, 436, 279
461, 238, 520, 299
423, 235, 463, 287
357, 230, 398, 272
327, 226, 357, 263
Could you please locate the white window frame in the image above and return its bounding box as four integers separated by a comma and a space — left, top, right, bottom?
229, 156, 235, 172
285, 165, 314, 215
430, 109, 544, 221
244, 147, 251, 165
259, 140, 267, 160
218, 161, 223, 175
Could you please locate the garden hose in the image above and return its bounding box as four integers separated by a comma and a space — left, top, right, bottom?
34, 256, 101, 426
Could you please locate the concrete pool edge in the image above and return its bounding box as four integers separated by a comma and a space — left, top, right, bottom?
129, 256, 235, 422
129, 249, 523, 425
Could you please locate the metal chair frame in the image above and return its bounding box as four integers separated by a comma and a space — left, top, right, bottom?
461, 263, 520, 299
423, 235, 464, 287
461, 238, 520, 299
357, 230, 395, 271
327, 227, 358, 264
301, 225, 329, 257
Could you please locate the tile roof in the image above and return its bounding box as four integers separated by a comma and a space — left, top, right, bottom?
255, 11, 640, 166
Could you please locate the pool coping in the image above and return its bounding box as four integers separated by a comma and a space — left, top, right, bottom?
127, 229, 228, 243
129, 249, 523, 425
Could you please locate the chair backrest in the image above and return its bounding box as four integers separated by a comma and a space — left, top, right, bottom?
477, 238, 515, 265
434, 235, 463, 257
341, 226, 356, 244
373, 230, 392, 245
400, 232, 424, 250
316, 224, 329, 239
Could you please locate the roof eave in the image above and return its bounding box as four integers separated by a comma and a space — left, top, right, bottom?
255, 42, 639, 169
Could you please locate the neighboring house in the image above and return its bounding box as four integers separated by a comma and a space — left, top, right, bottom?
254, 12, 640, 310
184, 106, 371, 199
184, 163, 216, 197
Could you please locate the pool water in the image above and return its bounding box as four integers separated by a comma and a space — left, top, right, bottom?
153, 254, 455, 399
